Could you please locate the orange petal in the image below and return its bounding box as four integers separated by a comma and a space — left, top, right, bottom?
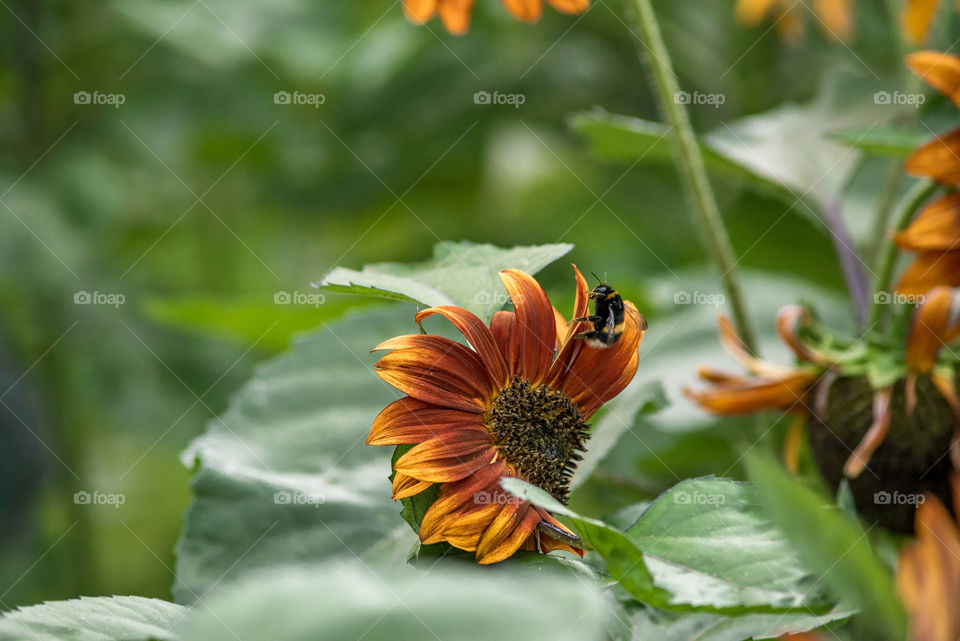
718, 315, 791, 377
499, 269, 556, 384
902, 0, 941, 45
392, 473, 433, 500
895, 193, 960, 252
476, 501, 541, 564
416, 306, 510, 389
907, 51, 960, 108
546, 0, 589, 15
374, 335, 494, 411
686, 371, 817, 415
500, 0, 542, 22
368, 397, 485, 445
419, 460, 506, 542
404, 0, 438, 25
578, 338, 640, 419
438, 0, 474, 34
489, 311, 519, 374
813, 0, 853, 41
843, 386, 893, 478
774, 6, 805, 44
907, 287, 959, 374
394, 429, 494, 482
897, 251, 960, 294
783, 413, 806, 473
776, 305, 818, 362
432, 502, 502, 550
735, 0, 777, 25
905, 129, 960, 185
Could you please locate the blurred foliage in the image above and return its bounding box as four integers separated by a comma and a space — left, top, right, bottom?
1, 0, 958, 614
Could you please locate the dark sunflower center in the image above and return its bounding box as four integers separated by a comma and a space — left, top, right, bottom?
487, 376, 589, 503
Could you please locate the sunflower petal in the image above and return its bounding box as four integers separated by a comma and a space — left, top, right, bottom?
404, 0, 438, 24
895, 193, 960, 252
432, 503, 502, 550
476, 501, 540, 564
902, 0, 941, 45
686, 371, 817, 415
735, 0, 777, 25
419, 460, 506, 542
905, 129, 960, 185
368, 397, 485, 445
844, 386, 893, 478
438, 0, 474, 34
394, 429, 494, 482
812, 0, 852, 41
500, 0, 542, 22
546, 0, 589, 15
906, 287, 959, 374
416, 306, 509, 388
392, 473, 433, 500
897, 251, 960, 294
907, 51, 960, 108
375, 335, 494, 411
499, 269, 556, 383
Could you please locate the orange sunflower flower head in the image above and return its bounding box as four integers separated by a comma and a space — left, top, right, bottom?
368, 265, 645, 564
402, 0, 588, 35
897, 472, 960, 641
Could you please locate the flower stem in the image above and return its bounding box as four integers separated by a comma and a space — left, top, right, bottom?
869, 179, 938, 327
629, 0, 758, 354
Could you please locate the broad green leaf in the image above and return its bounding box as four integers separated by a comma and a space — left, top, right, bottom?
174, 306, 418, 603
745, 454, 907, 640
143, 295, 366, 352
826, 127, 928, 158
319, 241, 573, 322
179, 561, 608, 641
626, 477, 829, 613
609, 601, 853, 641
0, 596, 186, 641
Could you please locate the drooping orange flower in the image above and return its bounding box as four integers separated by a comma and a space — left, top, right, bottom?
897, 472, 960, 641
402, 0, 588, 35
368, 266, 645, 564
734, 0, 854, 44
897, 52, 960, 294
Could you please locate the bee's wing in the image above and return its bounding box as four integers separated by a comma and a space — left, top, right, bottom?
605, 306, 616, 333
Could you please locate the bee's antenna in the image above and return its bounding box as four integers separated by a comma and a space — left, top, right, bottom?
590, 271, 602, 285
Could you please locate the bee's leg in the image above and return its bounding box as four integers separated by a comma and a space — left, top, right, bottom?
573, 330, 596, 340
569, 315, 603, 325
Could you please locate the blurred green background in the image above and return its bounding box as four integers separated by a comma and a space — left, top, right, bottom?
0, 0, 949, 609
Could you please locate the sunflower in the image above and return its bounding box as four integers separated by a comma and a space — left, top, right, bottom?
734, 0, 853, 44
367, 266, 645, 564
897, 472, 960, 641
897, 52, 960, 294
402, 0, 589, 35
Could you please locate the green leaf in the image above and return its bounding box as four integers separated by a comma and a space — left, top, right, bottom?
0, 596, 186, 641
319, 241, 573, 322
744, 453, 907, 639
391, 444, 439, 535
825, 127, 928, 158
174, 306, 419, 603
179, 561, 608, 641
626, 477, 830, 613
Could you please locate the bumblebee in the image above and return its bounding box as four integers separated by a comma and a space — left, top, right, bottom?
573, 274, 644, 348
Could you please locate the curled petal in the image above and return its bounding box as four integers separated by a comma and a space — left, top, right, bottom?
499, 269, 556, 384
908, 51, 960, 107
404, 0, 438, 24
905, 129, 960, 185
906, 287, 960, 374
776, 305, 820, 363
719, 316, 792, 377
894, 193, 960, 252
368, 397, 485, 445
844, 386, 893, 479
394, 429, 494, 482
392, 473, 433, 500
902, 1, 941, 44
686, 370, 818, 415
501, 0, 542, 22
416, 306, 510, 388
375, 335, 494, 411
438, 0, 474, 34
897, 251, 960, 294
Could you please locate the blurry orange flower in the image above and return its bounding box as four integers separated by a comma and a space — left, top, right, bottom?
368, 266, 645, 563
902, 0, 960, 44
402, 0, 588, 35
898, 52, 960, 293
734, 0, 853, 43
897, 472, 960, 641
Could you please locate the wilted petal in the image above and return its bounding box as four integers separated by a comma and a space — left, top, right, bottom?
844, 386, 893, 479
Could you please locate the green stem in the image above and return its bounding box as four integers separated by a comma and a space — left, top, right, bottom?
629, 0, 758, 354
869, 179, 938, 327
